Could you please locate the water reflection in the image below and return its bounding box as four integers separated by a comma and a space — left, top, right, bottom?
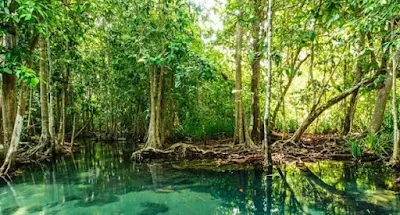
0, 142, 398, 215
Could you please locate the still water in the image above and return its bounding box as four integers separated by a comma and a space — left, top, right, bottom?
0, 141, 399, 215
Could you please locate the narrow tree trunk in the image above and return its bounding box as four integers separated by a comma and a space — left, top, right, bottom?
47, 36, 56, 142
156, 67, 164, 145
71, 113, 76, 147
27, 88, 33, 136
57, 79, 66, 147
343, 33, 365, 135
391, 20, 400, 163
0, 93, 3, 152
264, 0, 273, 166
0, 40, 3, 151
290, 76, 377, 142
233, 14, 244, 144
39, 37, 50, 148
271, 48, 307, 127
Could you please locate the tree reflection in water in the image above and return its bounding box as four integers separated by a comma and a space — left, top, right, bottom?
0, 142, 398, 214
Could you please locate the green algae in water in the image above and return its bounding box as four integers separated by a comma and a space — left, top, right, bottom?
0, 142, 399, 215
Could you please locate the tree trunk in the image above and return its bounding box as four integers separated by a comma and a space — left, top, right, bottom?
0, 84, 28, 175
343, 33, 365, 135
233, 2, 255, 148
370, 50, 390, 134
47, 36, 56, 142
249, 0, 263, 142
1, 26, 17, 151
71, 113, 76, 147
391, 20, 400, 162
57, 75, 66, 147
0, 94, 3, 153
1, 74, 16, 151
27, 88, 34, 136
39, 37, 50, 148
289, 76, 377, 142
0, 35, 38, 174
233, 13, 244, 145
264, 0, 273, 166
145, 67, 162, 149
156, 67, 164, 144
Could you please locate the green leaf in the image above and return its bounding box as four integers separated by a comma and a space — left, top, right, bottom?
29, 77, 39, 87
3, 67, 13, 74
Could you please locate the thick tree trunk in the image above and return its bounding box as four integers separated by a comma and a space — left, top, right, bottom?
0, 84, 28, 175
249, 0, 263, 142
343, 34, 365, 135
264, 0, 273, 166
0, 35, 38, 174
1, 74, 16, 151
39, 37, 50, 147
1, 27, 17, 151
145, 67, 162, 149
289, 76, 377, 142
370, 74, 392, 134
370, 50, 390, 134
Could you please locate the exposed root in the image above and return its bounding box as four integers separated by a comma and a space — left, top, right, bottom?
131, 136, 380, 165
2, 142, 76, 170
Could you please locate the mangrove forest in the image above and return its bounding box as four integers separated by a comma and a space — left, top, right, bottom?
1, 0, 400, 214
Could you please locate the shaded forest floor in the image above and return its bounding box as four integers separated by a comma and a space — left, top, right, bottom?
131, 133, 382, 166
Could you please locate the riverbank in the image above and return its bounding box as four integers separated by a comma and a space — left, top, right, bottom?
131, 134, 383, 166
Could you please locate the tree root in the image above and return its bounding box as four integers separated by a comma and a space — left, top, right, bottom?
0, 141, 76, 176
131, 137, 380, 165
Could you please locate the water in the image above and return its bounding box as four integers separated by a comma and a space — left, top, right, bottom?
0, 141, 399, 215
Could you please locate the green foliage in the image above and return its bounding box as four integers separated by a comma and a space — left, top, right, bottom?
15, 66, 39, 87
173, 117, 234, 141
2, 0, 400, 151
364, 133, 391, 156
346, 132, 392, 160
275, 119, 298, 133
347, 139, 365, 160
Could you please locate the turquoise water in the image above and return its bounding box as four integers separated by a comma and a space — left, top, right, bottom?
0, 141, 399, 215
